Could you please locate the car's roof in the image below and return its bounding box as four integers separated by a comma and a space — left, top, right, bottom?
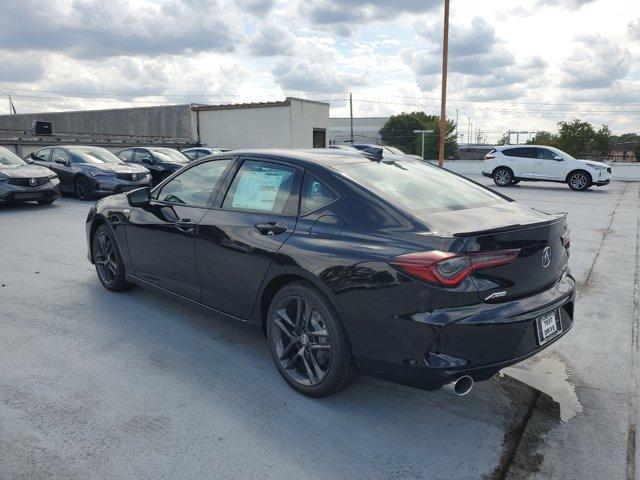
214, 148, 375, 171
496, 144, 556, 149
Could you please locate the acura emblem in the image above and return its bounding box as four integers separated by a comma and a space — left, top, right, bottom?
131, 173, 138, 181
29, 178, 37, 187
542, 246, 552, 268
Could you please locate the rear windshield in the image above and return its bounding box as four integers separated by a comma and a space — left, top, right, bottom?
337, 160, 504, 214
149, 148, 189, 164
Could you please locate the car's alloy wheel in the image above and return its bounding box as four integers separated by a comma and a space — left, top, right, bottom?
92, 225, 133, 292
75, 177, 92, 200
272, 296, 332, 387
267, 282, 356, 397
568, 172, 590, 191
493, 168, 513, 187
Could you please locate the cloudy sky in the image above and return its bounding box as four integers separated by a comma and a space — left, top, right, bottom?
0, 0, 639, 142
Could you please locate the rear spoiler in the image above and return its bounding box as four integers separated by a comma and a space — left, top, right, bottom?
453, 213, 567, 238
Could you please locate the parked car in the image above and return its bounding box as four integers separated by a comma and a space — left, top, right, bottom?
86, 150, 574, 397
27, 146, 151, 200
0, 146, 60, 205
483, 145, 612, 191
182, 147, 232, 161
116, 147, 189, 184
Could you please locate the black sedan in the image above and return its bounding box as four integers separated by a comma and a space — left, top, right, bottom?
27, 146, 151, 200
85, 150, 575, 397
115, 147, 189, 185
0, 146, 60, 205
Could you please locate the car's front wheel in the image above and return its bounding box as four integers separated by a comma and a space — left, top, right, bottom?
567, 171, 592, 191
75, 176, 93, 200
267, 282, 357, 397
493, 167, 513, 187
92, 224, 133, 291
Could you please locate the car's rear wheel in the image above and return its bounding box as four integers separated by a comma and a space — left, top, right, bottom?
493, 167, 513, 187
75, 176, 93, 200
567, 171, 592, 191
92, 224, 133, 292
267, 282, 356, 397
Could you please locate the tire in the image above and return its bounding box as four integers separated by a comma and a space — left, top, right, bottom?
493, 167, 513, 187
567, 171, 592, 191
37, 198, 55, 205
92, 224, 134, 292
266, 281, 357, 397
75, 176, 94, 200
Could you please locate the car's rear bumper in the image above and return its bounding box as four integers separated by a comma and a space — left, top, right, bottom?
352, 272, 576, 391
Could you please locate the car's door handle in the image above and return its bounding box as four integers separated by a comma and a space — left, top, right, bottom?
255, 222, 288, 236
175, 218, 197, 233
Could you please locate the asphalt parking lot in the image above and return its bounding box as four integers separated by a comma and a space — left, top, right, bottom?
1, 179, 639, 480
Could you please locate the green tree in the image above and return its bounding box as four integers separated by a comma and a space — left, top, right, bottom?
496, 133, 510, 145
526, 131, 558, 147
379, 111, 457, 159
555, 119, 597, 157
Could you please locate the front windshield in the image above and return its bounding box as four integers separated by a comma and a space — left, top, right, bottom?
337, 159, 504, 214
69, 147, 123, 164
150, 148, 188, 164
0, 147, 25, 166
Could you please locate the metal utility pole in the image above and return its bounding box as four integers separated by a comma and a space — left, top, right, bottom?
467, 117, 471, 146
413, 129, 434, 159
438, 0, 450, 167
349, 93, 354, 144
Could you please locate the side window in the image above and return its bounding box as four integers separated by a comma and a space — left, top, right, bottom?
521, 148, 538, 158
301, 173, 339, 215
537, 148, 556, 160
155, 159, 232, 207
134, 149, 153, 164
223, 160, 297, 215
118, 149, 133, 162
52, 149, 69, 164
503, 148, 535, 158
36, 148, 52, 162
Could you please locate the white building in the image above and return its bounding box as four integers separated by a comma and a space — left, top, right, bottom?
0, 97, 330, 154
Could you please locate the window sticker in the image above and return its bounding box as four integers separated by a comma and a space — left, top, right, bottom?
232, 167, 292, 212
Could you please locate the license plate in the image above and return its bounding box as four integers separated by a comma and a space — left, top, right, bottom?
15, 193, 44, 200
536, 310, 562, 345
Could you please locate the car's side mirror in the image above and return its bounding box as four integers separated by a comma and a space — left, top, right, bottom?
24, 156, 34, 164
55, 158, 69, 166
553, 155, 563, 161
127, 186, 151, 207
141, 157, 154, 165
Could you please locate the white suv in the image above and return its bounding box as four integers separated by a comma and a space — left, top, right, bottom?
482, 145, 612, 191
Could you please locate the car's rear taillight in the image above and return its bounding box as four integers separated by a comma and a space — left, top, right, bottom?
389, 249, 521, 287
561, 229, 570, 250
485, 155, 495, 160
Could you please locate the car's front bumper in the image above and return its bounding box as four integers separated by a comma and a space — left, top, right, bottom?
351, 273, 576, 391
593, 169, 612, 186
0, 179, 61, 203
89, 175, 151, 196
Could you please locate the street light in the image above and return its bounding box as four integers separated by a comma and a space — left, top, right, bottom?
414, 129, 434, 159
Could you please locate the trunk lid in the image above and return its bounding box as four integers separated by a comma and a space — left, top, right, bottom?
457, 214, 568, 302
415, 203, 569, 302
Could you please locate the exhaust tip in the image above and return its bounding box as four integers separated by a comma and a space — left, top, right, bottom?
443, 375, 474, 396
